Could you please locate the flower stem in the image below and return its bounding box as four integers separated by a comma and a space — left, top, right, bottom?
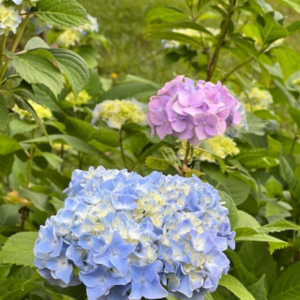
0, 14, 31, 84
290, 127, 298, 156
182, 141, 191, 176
0, 35, 7, 69
119, 129, 129, 170
206, 3, 234, 81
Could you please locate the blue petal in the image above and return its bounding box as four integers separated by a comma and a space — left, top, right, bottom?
55, 263, 73, 283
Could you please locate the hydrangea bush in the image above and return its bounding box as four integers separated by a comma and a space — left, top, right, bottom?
34, 167, 234, 300
1, 1, 300, 300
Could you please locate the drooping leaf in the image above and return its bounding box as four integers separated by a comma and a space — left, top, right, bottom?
10, 52, 64, 97
248, 275, 268, 300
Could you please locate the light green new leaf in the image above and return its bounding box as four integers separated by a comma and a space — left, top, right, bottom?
37, 0, 89, 27
41, 152, 63, 171
0, 97, 8, 130
270, 261, 300, 300
0, 232, 38, 267
0, 265, 10, 284
219, 274, 255, 300
10, 53, 64, 97
259, 219, 300, 234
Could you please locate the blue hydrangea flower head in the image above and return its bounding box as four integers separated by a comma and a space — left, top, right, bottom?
34, 167, 235, 299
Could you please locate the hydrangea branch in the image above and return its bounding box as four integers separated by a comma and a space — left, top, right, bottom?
119, 129, 129, 169
206, 2, 235, 81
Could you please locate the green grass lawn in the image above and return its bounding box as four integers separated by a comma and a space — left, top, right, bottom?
77, 0, 187, 84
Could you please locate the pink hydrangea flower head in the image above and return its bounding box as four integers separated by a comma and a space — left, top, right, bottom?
147, 76, 241, 145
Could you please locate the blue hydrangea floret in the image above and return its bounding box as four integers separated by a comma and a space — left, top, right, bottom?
34, 167, 235, 300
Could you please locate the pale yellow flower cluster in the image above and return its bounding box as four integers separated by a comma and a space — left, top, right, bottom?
292, 77, 300, 86
0, 4, 21, 35
178, 135, 240, 163
65, 90, 92, 106
241, 87, 273, 112
92, 99, 146, 129
57, 14, 98, 47
57, 29, 82, 47
13, 100, 52, 120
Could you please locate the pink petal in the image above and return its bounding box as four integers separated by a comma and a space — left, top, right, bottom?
206, 113, 219, 125
164, 122, 173, 135
217, 120, 227, 134
189, 91, 205, 107
173, 100, 188, 116
156, 125, 167, 139
195, 126, 208, 141
217, 108, 230, 120
171, 119, 187, 133
205, 124, 219, 136
149, 111, 166, 126
178, 91, 190, 107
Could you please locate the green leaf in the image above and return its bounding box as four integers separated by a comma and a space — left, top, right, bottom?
279, 156, 297, 190
0, 265, 10, 284
48, 49, 89, 98
218, 190, 238, 229
0, 98, 8, 130
0, 134, 22, 155
272, 47, 300, 81
147, 21, 212, 35
145, 156, 170, 170
9, 119, 38, 137
146, 7, 187, 22
0, 204, 20, 226
37, 0, 89, 27
275, 0, 300, 13
219, 274, 256, 300
270, 261, 300, 300
10, 53, 64, 97
25, 37, 50, 50
146, 31, 202, 48
235, 211, 260, 231
205, 293, 214, 300
249, 276, 268, 300
259, 219, 300, 234
265, 176, 283, 197
160, 146, 182, 168
13, 94, 49, 141
75, 45, 100, 69
49, 197, 64, 212
288, 106, 300, 129
22, 134, 100, 155
19, 188, 53, 213
288, 20, 300, 33
239, 242, 277, 287
0, 232, 38, 267
40, 152, 63, 171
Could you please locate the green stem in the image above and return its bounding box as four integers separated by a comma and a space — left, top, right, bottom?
0, 35, 7, 69
182, 141, 191, 176
26, 129, 35, 188
119, 129, 128, 170
0, 14, 31, 83
206, 4, 235, 81
222, 57, 254, 82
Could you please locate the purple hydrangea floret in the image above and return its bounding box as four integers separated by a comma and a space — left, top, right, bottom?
147, 76, 242, 145
34, 167, 235, 300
